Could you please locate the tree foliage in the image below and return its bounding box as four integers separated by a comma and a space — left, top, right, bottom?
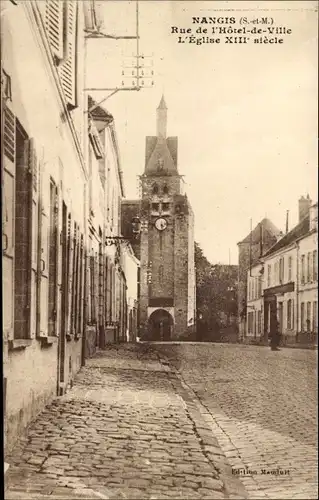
195, 242, 238, 340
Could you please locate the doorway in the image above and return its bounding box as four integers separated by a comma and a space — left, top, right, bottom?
264, 296, 277, 341
148, 309, 174, 341
278, 301, 283, 335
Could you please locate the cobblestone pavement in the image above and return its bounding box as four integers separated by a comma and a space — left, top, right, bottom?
153, 342, 318, 500
5, 344, 246, 500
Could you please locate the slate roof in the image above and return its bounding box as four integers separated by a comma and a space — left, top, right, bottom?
88, 96, 113, 124
238, 218, 281, 245
144, 136, 178, 176
263, 215, 310, 257
157, 95, 167, 109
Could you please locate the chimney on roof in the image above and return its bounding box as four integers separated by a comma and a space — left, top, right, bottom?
298, 194, 312, 222
285, 210, 289, 234
309, 203, 318, 231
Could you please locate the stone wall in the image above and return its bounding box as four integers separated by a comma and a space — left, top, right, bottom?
173, 211, 189, 338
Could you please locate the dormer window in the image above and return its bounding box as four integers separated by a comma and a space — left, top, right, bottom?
152, 183, 159, 195
163, 184, 169, 195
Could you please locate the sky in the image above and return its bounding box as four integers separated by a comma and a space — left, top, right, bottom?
86, 0, 318, 264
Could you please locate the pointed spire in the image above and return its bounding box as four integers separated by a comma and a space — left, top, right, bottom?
156, 95, 167, 137
157, 95, 167, 110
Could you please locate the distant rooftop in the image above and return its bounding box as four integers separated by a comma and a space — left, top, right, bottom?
263, 215, 311, 257
88, 96, 113, 124
238, 218, 281, 245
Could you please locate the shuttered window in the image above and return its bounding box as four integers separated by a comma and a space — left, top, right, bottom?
306, 302, 311, 331
313, 250, 318, 281
287, 299, 292, 330
279, 257, 284, 283
45, 0, 64, 60
288, 256, 292, 281
301, 255, 305, 284
300, 302, 305, 332
14, 126, 33, 339
4, 107, 15, 163
28, 138, 38, 338
307, 252, 312, 283
58, 1, 78, 108
66, 214, 74, 336
45, 0, 78, 108
90, 255, 97, 324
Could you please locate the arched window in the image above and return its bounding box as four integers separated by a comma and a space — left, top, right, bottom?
163, 184, 169, 195
152, 183, 159, 195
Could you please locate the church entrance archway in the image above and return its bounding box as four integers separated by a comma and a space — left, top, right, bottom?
148, 309, 174, 341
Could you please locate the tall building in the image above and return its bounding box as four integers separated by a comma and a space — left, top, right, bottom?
246, 197, 318, 346
237, 218, 281, 340
1, 0, 138, 453
122, 97, 196, 340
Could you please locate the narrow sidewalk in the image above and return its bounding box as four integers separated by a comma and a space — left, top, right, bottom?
5, 344, 246, 500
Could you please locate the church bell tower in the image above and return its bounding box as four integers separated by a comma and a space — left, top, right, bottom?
138, 97, 196, 341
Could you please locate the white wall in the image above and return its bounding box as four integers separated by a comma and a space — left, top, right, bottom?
298, 231, 318, 332
2, 0, 87, 450
246, 263, 263, 337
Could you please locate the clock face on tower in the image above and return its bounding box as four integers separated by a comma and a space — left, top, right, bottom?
155, 217, 167, 231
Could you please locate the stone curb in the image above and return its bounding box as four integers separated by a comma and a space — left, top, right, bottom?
157, 356, 249, 500
240, 342, 317, 350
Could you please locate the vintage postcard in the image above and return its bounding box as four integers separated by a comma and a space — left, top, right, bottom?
2, 1, 318, 499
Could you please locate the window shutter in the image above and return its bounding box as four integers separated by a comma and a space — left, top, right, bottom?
45, 0, 64, 61
28, 138, 38, 193
3, 107, 15, 163
59, 1, 78, 108
29, 139, 39, 338
66, 215, 74, 336
39, 200, 50, 338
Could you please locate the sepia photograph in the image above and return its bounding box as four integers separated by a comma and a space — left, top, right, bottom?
1, 0, 318, 499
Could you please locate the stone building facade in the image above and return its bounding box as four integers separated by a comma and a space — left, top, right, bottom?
85, 97, 138, 352
2, 0, 88, 452
246, 197, 318, 345
237, 218, 281, 341
1, 0, 139, 453
122, 97, 196, 340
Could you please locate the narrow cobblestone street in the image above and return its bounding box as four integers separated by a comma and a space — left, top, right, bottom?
4, 344, 245, 500
154, 342, 318, 499
4, 343, 317, 499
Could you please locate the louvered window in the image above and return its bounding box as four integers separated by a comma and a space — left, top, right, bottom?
45, 0, 64, 61
58, 1, 78, 108
4, 107, 15, 163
